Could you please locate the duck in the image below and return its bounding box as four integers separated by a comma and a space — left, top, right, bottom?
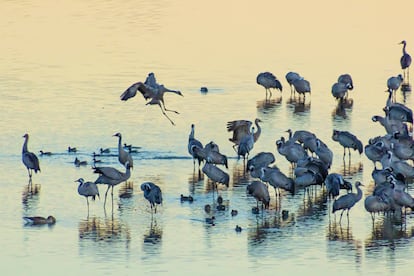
180, 194, 194, 202
235, 225, 242, 232
23, 215, 56, 225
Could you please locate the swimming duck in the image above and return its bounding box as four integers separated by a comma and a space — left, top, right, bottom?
23, 215, 56, 225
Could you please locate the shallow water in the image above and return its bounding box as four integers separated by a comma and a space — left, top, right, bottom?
2, 1, 414, 275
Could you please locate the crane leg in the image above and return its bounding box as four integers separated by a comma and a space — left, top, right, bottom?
104, 185, 111, 208
158, 104, 175, 125
161, 100, 179, 114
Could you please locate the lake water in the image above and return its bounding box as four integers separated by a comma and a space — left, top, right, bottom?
1, 1, 414, 275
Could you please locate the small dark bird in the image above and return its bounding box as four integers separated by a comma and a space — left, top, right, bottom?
141, 182, 163, 213
23, 215, 56, 225
39, 150, 52, 156
235, 225, 242, 232
68, 146, 77, 153
180, 194, 194, 202
231, 209, 238, 216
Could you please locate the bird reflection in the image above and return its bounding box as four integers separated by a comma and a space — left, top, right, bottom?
286, 95, 311, 114
340, 160, 363, 177
231, 163, 250, 187
78, 216, 131, 243
365, 215, 414, 250
22, 180, 41, 211
256, 97, 282, 115
332, 98, 353, 119
143, 217, 162, 245
296, 186, 328, 218
119, 181, 134, 199
327, 220, 353, 241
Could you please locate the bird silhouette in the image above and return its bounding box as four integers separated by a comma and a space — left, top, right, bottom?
113, 132, 134, 169
22, 134, 41, 179
75, 178, 100, 214
332, 181, 364, 223
120, 72, 183, 125
93, 161, 132, 208
399, 40, 411, 82
141, 182, 163, 214
256, 72, 282, 99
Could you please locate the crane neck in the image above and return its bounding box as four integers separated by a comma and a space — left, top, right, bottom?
22, 136, 28, 154
189, 126, 195, 141
253, 121, 261, 142
355, 184, 363, 201
117, 135, 122, 151
402, 42, 407, 55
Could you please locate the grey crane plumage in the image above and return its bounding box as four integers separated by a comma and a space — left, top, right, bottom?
141, 182, 163, 214
276, 137, 308, 167
22, 134, 41, 179
256, 72, 282, 98
260, 167, 294, 195
93, 161, 132, 208
364, 140, 387, 168
237, 127, 255, 161
188, 124, 204, 166
113, 133, 134, 169
246, 152, 275, 172
285, 72, 301, 95
332, 181, 364, 223
338, 74, 354, 90
372, 115, 409, 136
331, 82, 351, 101
364, 194, 391, 221
387, 74, 404, 102
202, 163, 230, 188
227, 118, 262, 152
400, 40, 411, 81
120, 72, 183, 125
75, 178, 100, 213
384, 103, 413, 124
292, 78, 311, 100
332, 130, 363, 158
325, 173, 352, 199
246, 180, 270, 209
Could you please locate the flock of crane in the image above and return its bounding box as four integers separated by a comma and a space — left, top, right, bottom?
21, 40, 412, 226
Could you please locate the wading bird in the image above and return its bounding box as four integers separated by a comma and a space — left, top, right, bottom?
332, 181, 364, 223
75, 178, 100, 213
22, 134, 41, 179
227, 118, 262, 152
113, 133, 134, 169
93, 161, 132, 208
256, 72, 282, 99
400, 40, 411, 82
188, 124, 204, 167
332, 130, 363, 158
120, 72, 183, 125
141, 182, 163, 214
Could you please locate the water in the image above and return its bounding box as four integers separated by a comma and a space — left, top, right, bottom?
1, 0, 414, 275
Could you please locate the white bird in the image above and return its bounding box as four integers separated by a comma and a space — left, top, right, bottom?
120, 72, 183, 125
22, 134, 41, 179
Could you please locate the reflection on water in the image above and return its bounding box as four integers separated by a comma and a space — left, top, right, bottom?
143, 217, 162, 245
256, 96, 282, 116
22, 181, 41, 212
331, 98, 354, 119
365, 215, 414, 251
286, 95, 311, 114
78, 216, 131, 244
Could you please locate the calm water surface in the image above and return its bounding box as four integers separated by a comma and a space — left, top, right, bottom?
1, 1, 414, 275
